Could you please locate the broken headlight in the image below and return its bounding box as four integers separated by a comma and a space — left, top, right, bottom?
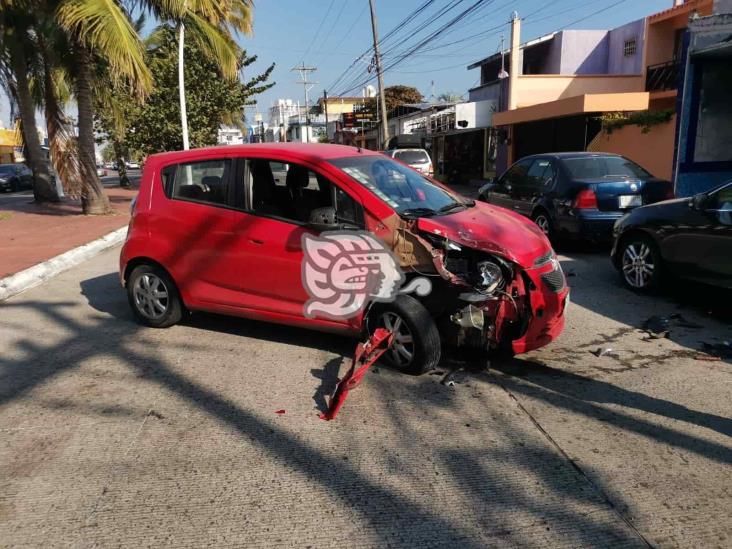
476, 260, 503, 293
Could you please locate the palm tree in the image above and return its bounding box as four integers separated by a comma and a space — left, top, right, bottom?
55, 0, 254, 213
56, 0, 151, 214
149, 0, 253, 149
0, 3, 59, 203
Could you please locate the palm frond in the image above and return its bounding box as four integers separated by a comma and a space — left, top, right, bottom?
43, 59, 84, 197
186, 12, 240, 80
56, 0, 151, 97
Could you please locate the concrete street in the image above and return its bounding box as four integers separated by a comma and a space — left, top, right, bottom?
1, 246, 730, 547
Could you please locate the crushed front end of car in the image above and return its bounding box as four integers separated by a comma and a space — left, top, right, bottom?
382, 212, 569, 357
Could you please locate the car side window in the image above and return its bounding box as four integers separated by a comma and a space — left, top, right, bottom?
526, 159, 555, 189
501, 158, 533, 187
335, 186, 364, 227
709, 182, 732, 210
169, 159, 231, 207
248, 159, 349, 225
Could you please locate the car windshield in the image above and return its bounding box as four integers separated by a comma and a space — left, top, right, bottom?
563, 156, 652, 179
330, 155, 468, 217
0, 165, 14, 175
393, 150, 430, 165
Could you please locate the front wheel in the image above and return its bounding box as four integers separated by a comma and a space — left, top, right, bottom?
370, 295, 441, 375
532, 210, 554, 241
618, 235, 662, 292
127, 264, 183, 328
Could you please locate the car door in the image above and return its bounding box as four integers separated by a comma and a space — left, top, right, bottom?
153, 156, 247, 308
516, 158, 553, 217
231, 156, 364, 326
659, 182, 732, 286
488, 158, 532, 212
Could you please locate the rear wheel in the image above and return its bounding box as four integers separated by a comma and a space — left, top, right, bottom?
370, 295, 441, 375
127, 264, 183, 328
618, 235, 662, 292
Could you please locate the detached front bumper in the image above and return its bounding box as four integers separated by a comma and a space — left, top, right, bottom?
511, 277, 569, 354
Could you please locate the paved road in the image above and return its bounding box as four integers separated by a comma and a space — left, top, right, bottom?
1, 247, 730, 547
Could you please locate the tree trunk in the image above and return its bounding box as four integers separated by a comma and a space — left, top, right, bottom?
75, 46, 110, 215
9, 41, 59, 203
113, 139, 130, 187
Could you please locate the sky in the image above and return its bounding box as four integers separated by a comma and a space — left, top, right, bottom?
0, 0, 675, 128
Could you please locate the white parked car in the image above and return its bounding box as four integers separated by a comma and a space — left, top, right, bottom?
126, 161, 140, 170
384, 148, 433, 176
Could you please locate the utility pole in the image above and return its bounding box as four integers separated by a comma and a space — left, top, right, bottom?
368, 0, 388, 149
292, 62, 317, 143
323, 90, 329, 143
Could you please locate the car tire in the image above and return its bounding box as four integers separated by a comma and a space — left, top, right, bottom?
618, 234, 662, 293
127, 264, 183, 328
11, 179, 19, 193
369, 294, 441, 375
532, 209, 555, 241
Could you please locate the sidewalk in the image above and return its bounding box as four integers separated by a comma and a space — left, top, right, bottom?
0, 186, 136, 278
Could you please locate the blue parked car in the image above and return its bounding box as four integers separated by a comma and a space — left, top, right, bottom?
478, 153, 673, 243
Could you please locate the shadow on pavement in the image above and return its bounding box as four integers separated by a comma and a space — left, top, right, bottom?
491, 357, 732, 463
0, 272, 657, 546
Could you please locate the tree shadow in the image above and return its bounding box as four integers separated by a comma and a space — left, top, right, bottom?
491, 357, 732, 463
0, 280, 650, 546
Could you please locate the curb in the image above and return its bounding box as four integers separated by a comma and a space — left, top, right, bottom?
0, 227, 127, 302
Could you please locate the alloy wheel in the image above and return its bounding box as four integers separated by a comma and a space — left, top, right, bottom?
380, 311, 414, 367
133, 273, 170, 320
621, 242, 655, 288
534, 214, 550, 235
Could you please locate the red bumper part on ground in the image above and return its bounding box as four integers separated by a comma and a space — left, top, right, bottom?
320, 328, 394, 421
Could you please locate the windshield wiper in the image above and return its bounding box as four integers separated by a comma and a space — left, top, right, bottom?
438, 200, 472, 213
400, 207, 437, 218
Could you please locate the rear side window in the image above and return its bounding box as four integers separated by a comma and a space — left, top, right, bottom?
563, 156, 651, 179
394, 150, 430, 164
169, 159, 231, 206
526, 159, 555, 187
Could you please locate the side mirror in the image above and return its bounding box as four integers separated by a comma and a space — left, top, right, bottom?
690, 192, 707, 210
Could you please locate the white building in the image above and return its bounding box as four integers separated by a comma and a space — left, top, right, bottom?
217, 126, 245, 145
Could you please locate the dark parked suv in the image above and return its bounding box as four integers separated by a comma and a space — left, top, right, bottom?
478, 153, 673, 242
0, 163, 32, 192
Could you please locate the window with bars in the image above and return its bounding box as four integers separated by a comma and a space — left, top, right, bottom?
624, 38, 637, 57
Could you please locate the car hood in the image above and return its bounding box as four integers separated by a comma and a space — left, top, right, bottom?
416, 201, 550, 268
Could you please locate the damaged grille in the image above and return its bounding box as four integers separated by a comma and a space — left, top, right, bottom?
534, 250, 553, 266
541, 268, 566, 293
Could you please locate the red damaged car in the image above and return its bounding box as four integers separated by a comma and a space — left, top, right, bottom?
120, 143, 568, 374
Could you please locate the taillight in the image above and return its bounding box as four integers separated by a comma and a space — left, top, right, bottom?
573, 189, 598, 209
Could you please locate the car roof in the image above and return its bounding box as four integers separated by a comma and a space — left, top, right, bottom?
147, 143, 380, 164
528, 152, 624, 160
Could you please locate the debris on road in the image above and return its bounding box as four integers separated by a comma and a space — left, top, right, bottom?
701, 341, 732, 359
642, 315, 671, 339
320, 328, 394, 421
591, 348, 620, 358
147, 410, 165, 420
275, 409, 286, 415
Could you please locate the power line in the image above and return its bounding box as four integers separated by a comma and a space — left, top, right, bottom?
332, 0, 472, 96
326, 0, 439, 94
338, 0, 492, 96
300, 0, 337, 64
314, 0, 349, 57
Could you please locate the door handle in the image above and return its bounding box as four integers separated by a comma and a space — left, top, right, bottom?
250, 238, 265, 245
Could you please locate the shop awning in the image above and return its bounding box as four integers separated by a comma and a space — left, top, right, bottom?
492, 92, 650, 126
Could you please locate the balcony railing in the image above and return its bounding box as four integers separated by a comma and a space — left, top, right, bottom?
646, 60, 680, 92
